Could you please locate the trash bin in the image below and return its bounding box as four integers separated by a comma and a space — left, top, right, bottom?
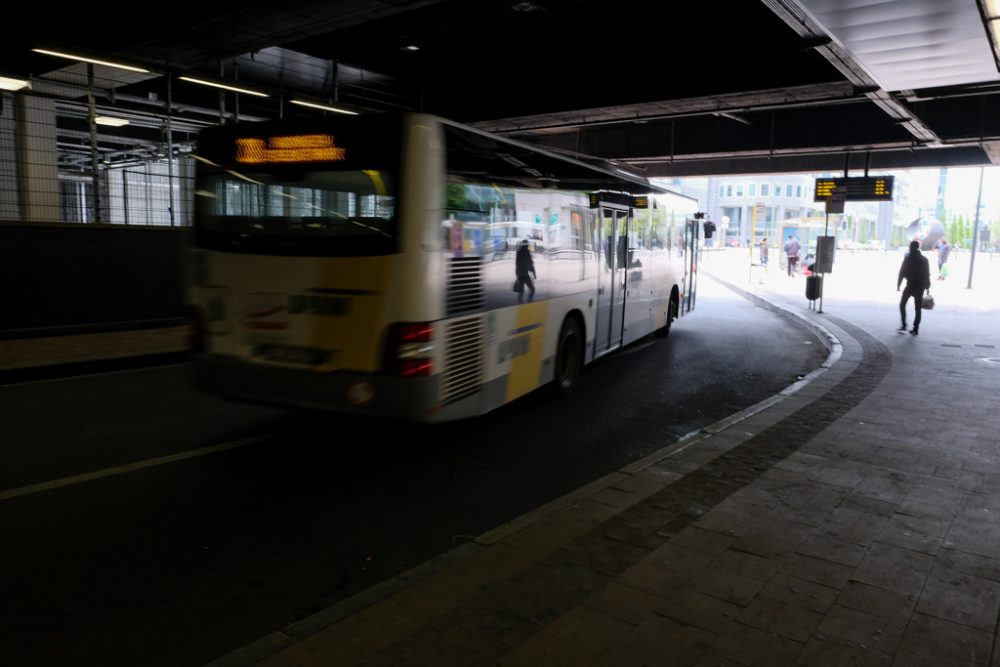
805, 275, 821, 301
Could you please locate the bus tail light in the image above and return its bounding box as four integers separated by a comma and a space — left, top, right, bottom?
384, 322, 435, 377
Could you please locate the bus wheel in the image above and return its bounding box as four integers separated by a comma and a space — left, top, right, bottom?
655, 294, 677, 338
554, 317, 583, 394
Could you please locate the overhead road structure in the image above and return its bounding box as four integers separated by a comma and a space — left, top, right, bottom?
4, 0, 1000, 177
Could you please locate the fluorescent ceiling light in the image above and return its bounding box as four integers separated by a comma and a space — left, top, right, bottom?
0, 76, 30, 91
986, 0, 1000, 18
95, 116, 129, 127
178, 76, 269, 97
32, 48, 150, 73
290, 99, 358, 115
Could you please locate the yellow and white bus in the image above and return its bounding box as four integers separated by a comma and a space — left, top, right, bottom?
186, 113, 700, 422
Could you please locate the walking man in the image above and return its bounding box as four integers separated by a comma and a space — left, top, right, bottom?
897, 240, 932, 335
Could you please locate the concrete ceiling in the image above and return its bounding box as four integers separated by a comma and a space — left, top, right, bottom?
5, 0, 1000, 177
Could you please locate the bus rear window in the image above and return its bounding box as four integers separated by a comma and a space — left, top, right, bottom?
194, 169, 397, 256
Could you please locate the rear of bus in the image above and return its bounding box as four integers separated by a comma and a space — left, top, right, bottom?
186, 114, 449, 420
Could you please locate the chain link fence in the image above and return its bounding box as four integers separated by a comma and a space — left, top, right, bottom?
1, 83, 201, 227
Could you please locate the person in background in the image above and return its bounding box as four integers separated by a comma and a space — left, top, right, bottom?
759, 237, 769, 268
897, 239, 932, 336
936, 238, 951, 280
783, 234, 801, 276
514, 237, 537, 303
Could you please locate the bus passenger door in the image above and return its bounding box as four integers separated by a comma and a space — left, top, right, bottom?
594, 206, 628, 356
684, 217, 700, 314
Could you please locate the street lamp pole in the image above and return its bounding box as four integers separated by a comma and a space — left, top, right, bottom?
967, 166, 984, 290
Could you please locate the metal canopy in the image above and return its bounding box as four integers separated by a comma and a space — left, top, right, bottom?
4, 0, 1000, 176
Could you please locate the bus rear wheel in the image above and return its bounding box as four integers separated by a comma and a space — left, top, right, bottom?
656, 293, 678, 338
554, 317, 583, 394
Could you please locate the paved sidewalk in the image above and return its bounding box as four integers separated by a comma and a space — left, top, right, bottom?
206, 251, 1000, 666
0, 326, 189, 371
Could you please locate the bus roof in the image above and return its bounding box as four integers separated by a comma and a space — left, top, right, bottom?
433, 114, 676, 197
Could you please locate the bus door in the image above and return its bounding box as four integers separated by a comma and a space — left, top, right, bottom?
684, 217, 699, 314
594, 205, 629, 355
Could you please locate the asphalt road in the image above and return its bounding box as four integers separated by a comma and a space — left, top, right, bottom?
0, 275, 828, 666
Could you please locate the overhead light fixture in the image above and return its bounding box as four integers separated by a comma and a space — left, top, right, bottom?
980, 0, 1000, 65
290, 99, 358, 115
0, 76, 30, 91
178, 76, 269, 98
32, 48, 150, 74
95, 116, 129, 127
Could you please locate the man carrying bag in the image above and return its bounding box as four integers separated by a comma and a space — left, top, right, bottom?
897, 240, 932, 335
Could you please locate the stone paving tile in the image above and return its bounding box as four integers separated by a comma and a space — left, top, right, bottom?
795, 529, 871, 568
834, 580, 917, 622
590, 486, 645, 509
780, 553, 855, 590
768, 482, 849, 523
936, 547, 1000, 583
709, 620, 805, 666
730, 519, 814, 559
495, 606, 634, 667
850, 541, 935, 598
877, 508, 949, 555
656, 588, 743, 634
616, 543, 714, 600
961, 489, 1000, 514
896, 496, 963, 522
692, 498, 767, 538
851, 470, 915, 504
727, 475, 795, 509
814, 603, 908, 655
758, 572, 839, 615
892, 612, 993, 666
652, 457, 707, 477
821, 503, 892, 540
609, 468, 684, 497
736, 596, 824, 643
563, 536, 652, 579
668, 525, 738, 557
914, 563, 1000, 632
945, 515, 1000, 561
487, 513, 603, 561
713, 548, 784, 582
560, 496, 635, 524
696, 569, 768, 606
692, 653, 747, 667
580, 580, 665, 627
837, 491, 898, 519
591, 614, 717, 667
796, 633, 894, 667
931, 465, 986, 488
771, 451, 833, 476
390, 622, 504, 667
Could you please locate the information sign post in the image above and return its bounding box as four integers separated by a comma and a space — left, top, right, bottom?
812, 175, 896, 312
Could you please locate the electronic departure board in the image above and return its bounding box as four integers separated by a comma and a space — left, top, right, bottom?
813, 176, 894, 201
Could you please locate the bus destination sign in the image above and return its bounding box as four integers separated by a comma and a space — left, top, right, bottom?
235, 134, 347, 164
813, 176, 894, 202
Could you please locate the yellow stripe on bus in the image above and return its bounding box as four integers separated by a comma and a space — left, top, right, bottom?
312, 256, 390, 372
505, 301, 548, 403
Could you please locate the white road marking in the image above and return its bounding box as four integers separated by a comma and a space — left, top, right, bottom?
0, 436, 267, 502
